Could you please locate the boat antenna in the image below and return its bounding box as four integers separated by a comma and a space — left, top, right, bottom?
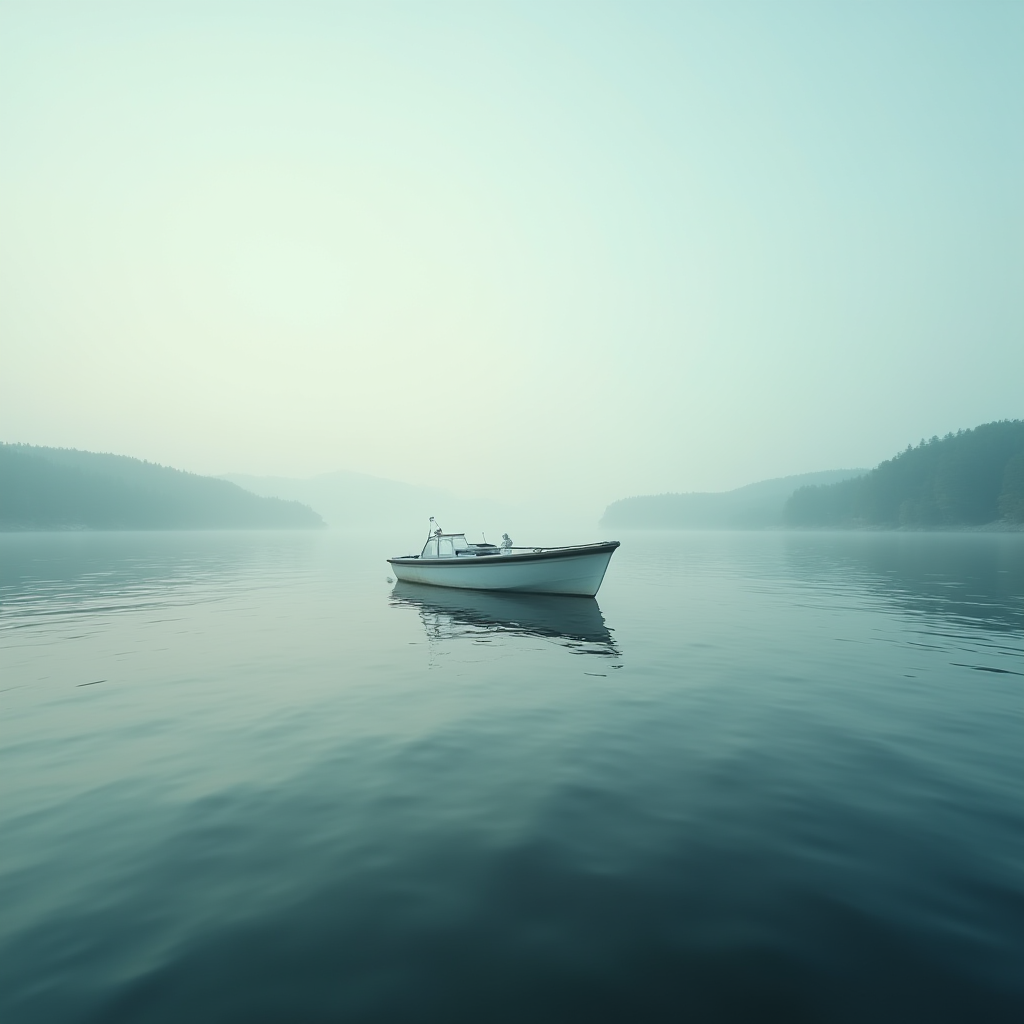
429, 516, 443, 537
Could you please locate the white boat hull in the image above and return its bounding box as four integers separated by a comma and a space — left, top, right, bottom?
388, 542, 619, 597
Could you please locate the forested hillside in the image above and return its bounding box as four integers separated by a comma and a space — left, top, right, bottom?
0, 445, 324, 530
784, 421, 1024, 528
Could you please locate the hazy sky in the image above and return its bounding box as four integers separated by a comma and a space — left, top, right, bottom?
2, 1, 1021, 507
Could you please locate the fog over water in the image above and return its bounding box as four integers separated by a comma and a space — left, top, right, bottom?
2, 2, 1022, 507
3, 9, 1022, 1022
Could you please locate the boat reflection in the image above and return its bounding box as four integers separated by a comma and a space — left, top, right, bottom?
389, 582, 621, 659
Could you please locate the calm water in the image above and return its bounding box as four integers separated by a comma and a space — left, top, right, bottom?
1, 530, 1021, 1023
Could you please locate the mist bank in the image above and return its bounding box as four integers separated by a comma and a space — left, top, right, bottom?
222, 470, 457, 530
0, 445, 323, 530
601, 469, 867, 530
784, 421, 1024, 529
219, 471, 596, 541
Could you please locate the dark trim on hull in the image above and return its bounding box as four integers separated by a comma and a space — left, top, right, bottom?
388, 540, 620, 569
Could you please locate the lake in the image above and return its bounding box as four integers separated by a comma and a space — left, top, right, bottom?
1, 530, 1021, 1023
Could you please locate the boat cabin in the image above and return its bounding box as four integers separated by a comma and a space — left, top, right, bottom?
420, 533, 499, 559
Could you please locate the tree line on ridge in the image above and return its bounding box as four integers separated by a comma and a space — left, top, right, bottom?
784, 420, 1024, 528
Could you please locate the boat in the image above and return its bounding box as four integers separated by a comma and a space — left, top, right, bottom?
387, 520, 620, 596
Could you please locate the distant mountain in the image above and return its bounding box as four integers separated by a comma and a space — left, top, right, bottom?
220, 470, 524, 532
0, 445, 323, 530
601, 469, 868, 530
784, 421, 1024, 528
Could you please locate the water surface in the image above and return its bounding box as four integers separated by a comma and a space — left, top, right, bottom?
1, 530, 1021, 1023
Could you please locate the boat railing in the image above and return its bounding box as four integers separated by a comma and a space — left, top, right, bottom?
504, 544, 595, 553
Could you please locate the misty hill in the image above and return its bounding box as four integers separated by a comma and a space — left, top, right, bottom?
601, 469, 867, 530
0, 445, 324, 530
784, 421, 1024, 528
220, 470, 526, 532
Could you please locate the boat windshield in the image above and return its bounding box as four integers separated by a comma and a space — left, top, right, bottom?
421, 533, 470, 559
